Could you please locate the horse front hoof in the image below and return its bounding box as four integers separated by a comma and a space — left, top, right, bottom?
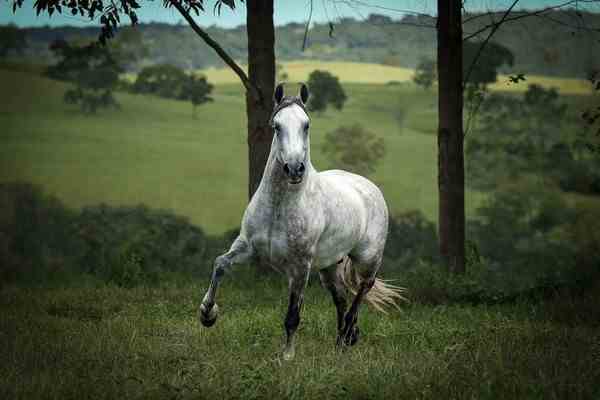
199, 303, 219, 327
282, 346, 295, 361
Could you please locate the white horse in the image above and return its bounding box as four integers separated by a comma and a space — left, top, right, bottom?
199, 83, 404, 360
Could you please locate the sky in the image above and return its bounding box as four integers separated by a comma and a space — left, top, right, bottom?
1, 0, 598, 28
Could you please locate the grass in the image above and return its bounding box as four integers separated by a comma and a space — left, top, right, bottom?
0, 67, 485, 234
0, 64, 593, 235
194, 61, 594, 95
1, 278, 599, 399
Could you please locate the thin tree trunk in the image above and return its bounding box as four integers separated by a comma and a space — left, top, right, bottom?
246, 0, 275, 200
437, 0, 466, 274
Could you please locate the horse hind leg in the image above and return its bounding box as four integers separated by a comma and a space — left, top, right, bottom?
337, 255, 381, 348
319, 262, 351, 345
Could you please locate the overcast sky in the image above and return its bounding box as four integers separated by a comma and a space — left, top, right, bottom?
1, 0, 598, 28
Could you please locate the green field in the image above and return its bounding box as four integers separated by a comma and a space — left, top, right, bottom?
1, 279, 599, 399
0, 66, 457, 234
0, 63, 594, 234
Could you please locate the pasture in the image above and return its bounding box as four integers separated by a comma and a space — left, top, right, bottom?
0, 62, 593, 234
1, 277, 599, 399
1, 61, 599, 399
0, 65, 444, 234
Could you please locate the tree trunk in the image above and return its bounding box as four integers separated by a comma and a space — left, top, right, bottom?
437, 0, 466, 274
246, 0, 275, 201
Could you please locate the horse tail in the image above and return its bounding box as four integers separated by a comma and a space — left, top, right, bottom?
340, 256, 407, 314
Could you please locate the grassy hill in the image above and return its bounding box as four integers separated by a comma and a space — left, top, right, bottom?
0, 63, 593, 234
196, 61, 594, 95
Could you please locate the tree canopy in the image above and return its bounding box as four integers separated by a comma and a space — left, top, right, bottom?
463, 40, 515, 88
413, 57, 437, 90
46, 40, 121, 113
0, 24, 27, 57
321, 123, 385, 177
306, 70, 347, 113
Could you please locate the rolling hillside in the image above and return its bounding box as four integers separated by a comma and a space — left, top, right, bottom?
0, 63, 593, 234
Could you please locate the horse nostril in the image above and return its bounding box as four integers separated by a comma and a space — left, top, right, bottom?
283, 163, 291, 175
298, 163, 305, 174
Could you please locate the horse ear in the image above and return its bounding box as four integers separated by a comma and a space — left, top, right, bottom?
274, 83, 284, 105
299, 83, 309, 104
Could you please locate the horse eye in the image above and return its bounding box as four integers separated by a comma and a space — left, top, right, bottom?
304, 123, 310, 132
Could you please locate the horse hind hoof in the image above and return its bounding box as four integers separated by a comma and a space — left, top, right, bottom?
199, 303, 219, 328
347, 326, 360, 346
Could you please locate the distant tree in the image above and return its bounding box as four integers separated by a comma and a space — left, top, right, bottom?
413, 57, 437, 90
463, 40, 514, 89
108, 26, 148, 70
467, 84, 600, 194
581, 71, 600, 153
322, 123, 385, 176
46, 40, 121, 113
0, 24, 27, 57
306, 70, 347, 113
133, 64, 188, 99
180, 74, 214, 118
276, 63, 288, 82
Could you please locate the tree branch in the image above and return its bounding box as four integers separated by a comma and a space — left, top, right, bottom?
170, 0, 260, 101
463, 0, 519, 88
302, 0, 314, 51
462, 0, 582, 41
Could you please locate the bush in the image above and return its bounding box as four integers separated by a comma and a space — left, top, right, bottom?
321, 123, 385, 176
0, 183, 83, 285
306, 70, 347, 113
384, 210, 439, 269
0, 183, 224, 287
133, 64, 188, 99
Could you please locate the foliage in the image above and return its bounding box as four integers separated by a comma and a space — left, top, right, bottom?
133, 64, 213, 116
181, 74, 214, 118
8, 10, 600, 78
463, 40, 515, 88
468, 183, 577, 278
321, 123, 384, 176
467, 84, 600, 194
581, 71, 600, 152
0, 183, 82, 284
46, 40, 121, 113
107, 25, 148, 70
133, 64, 189, 99
306, 70, 347, 113
0, 183, 224, 287
0, 24, 27, 57
412, 57, 436, 90
384, 210, 439, 268
275, 63, 288, 82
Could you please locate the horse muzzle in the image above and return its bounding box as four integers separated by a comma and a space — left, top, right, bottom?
283, 161, 305, 184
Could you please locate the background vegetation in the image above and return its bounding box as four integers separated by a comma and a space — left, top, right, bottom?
1, 10, 600, 399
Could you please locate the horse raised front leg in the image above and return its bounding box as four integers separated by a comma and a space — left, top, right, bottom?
282, 265, 311, 361
199, 235, 253, 328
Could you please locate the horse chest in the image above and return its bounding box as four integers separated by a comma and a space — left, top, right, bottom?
247, 207, 316, 264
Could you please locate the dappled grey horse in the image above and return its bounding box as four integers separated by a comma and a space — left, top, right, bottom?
198, 83, 404, 360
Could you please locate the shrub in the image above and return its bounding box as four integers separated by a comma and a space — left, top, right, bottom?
306, 70, 347, 113
321, 123, 385, 176
385, 210, 439, 269
0, 183, 83, 285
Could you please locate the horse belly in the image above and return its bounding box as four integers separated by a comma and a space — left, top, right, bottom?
313, 227, 360, 268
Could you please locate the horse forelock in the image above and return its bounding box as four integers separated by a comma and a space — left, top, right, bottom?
270, 96, 309, 126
